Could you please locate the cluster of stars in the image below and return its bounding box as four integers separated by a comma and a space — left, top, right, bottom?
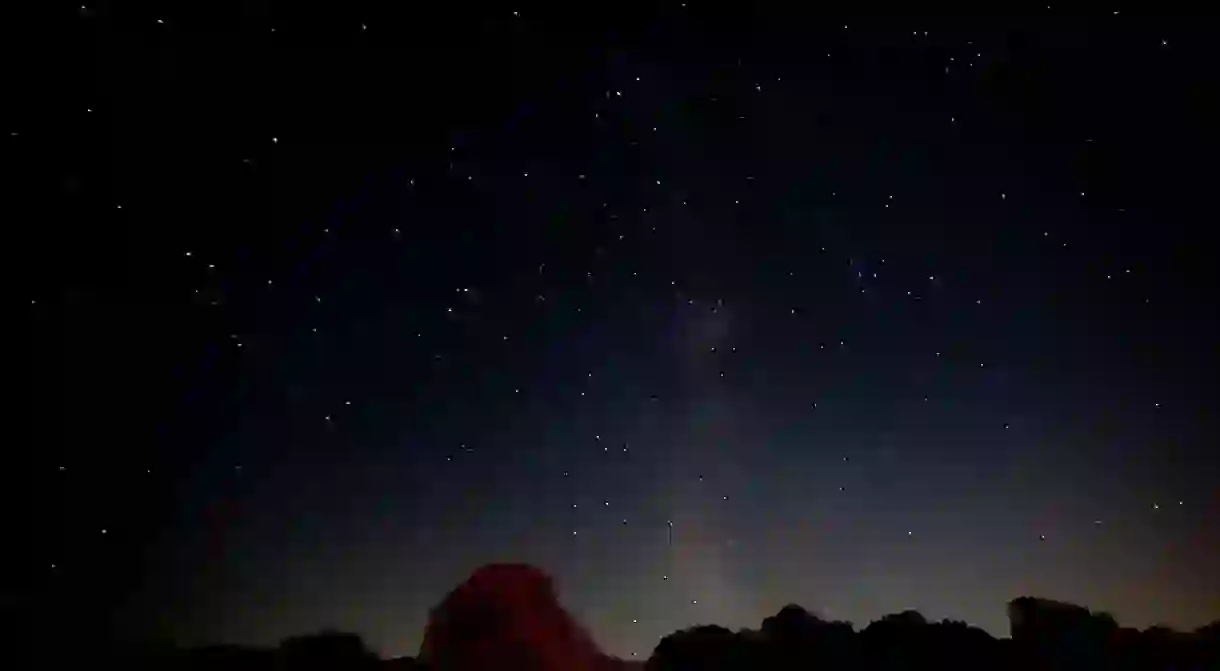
37, 8, 1205, 659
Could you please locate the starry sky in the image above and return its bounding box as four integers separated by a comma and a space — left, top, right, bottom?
27, 4, 1219, 662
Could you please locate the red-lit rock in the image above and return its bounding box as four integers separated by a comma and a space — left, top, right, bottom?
418, 564, 636, 671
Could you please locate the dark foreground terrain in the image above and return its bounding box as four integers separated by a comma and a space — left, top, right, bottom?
72, 565, 1220, 671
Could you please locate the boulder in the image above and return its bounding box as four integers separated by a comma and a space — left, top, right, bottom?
418, 564, 630, 671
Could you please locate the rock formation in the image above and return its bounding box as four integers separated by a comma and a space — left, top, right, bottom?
418, 563, 636, 671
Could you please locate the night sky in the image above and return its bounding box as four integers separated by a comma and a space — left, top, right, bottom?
28, 4, 1218, 662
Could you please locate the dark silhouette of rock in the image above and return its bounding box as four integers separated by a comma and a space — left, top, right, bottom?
760, 603, 822, 640
754, 604, 857, 669
76, 579, 1217, 671
381, 656, 427, 671
1007, 596, 1093, 642
181, 644, 275, 671
417, 563, 632, 671
276, 630, 379, 671
648, 624, 749, 671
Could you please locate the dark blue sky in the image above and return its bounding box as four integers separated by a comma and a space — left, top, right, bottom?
29, 5, 1217, 661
